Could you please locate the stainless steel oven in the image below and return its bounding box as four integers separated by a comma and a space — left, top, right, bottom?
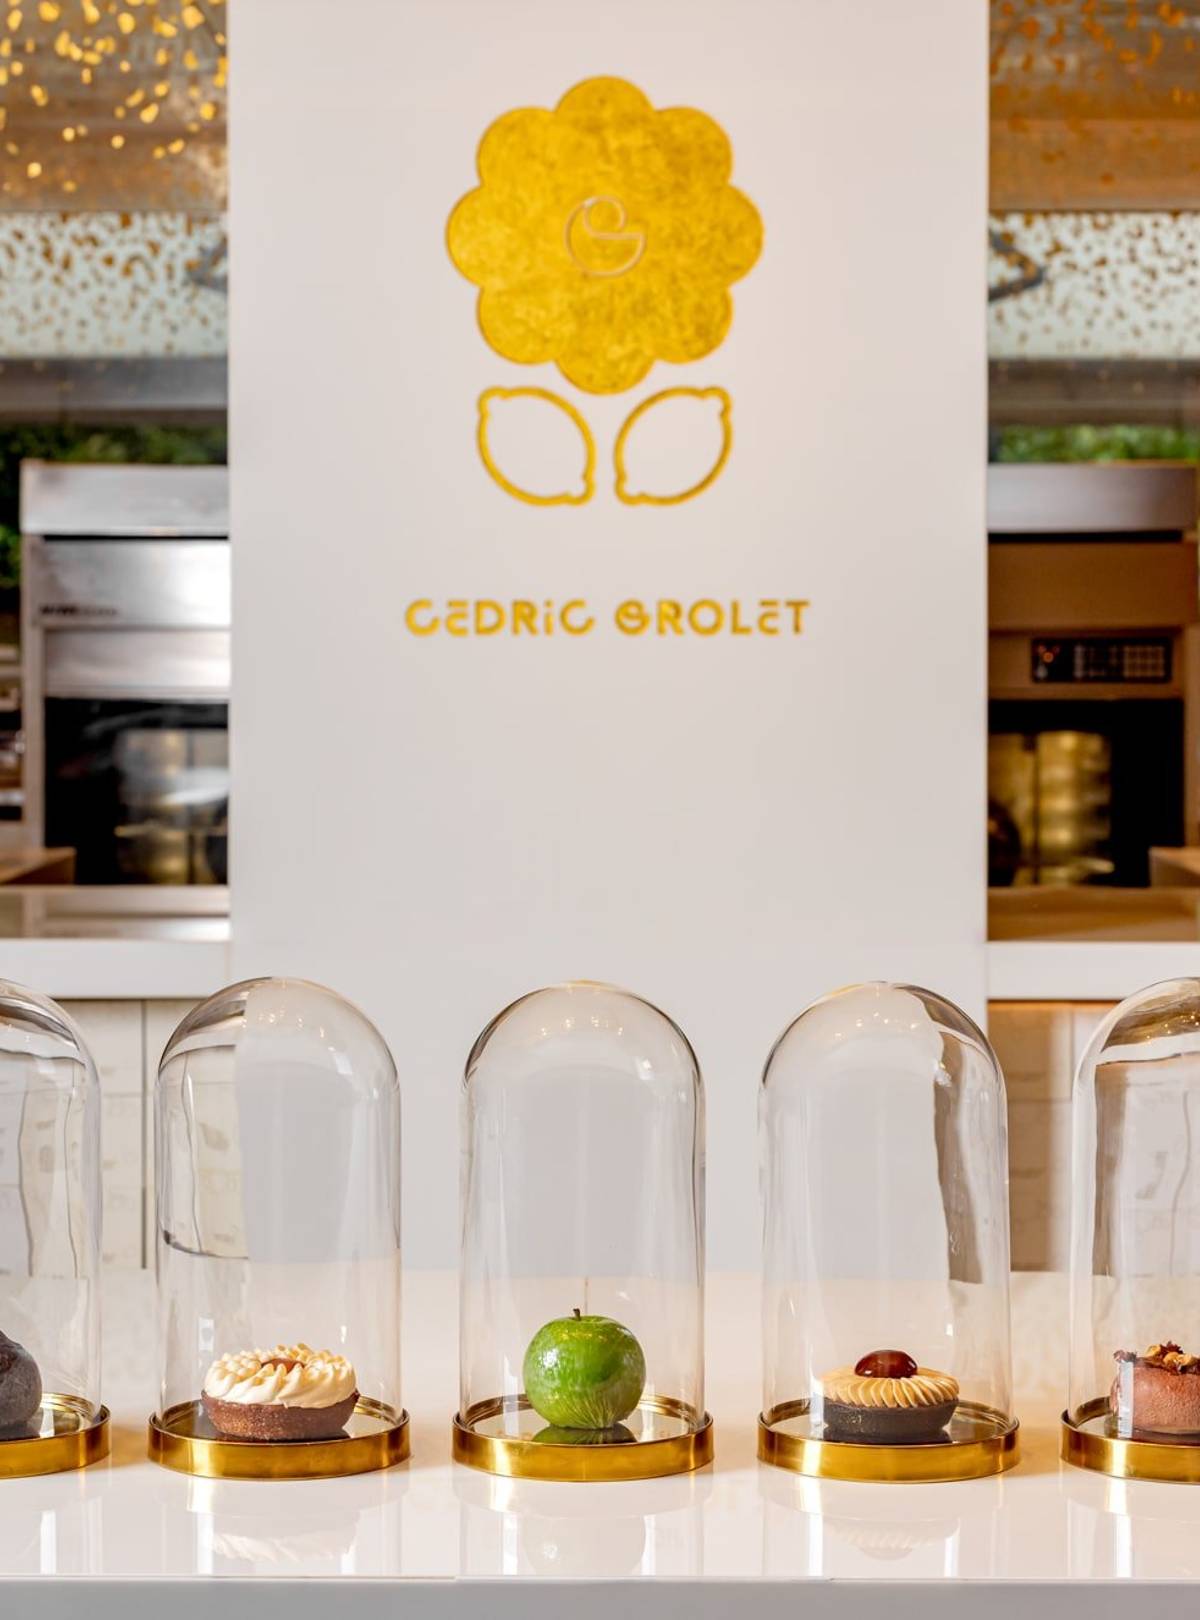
988, 464, 1198, 887
20, 463, 229, 884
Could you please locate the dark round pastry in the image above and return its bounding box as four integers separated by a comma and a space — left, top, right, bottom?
819, 1350, 959, 1444
202, 1389, 358, 1441
0, 1330, 42, 1436
821, 1396, 959, 1444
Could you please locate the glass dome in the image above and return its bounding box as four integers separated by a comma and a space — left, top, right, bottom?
758, 982, 1019, 1481
0, 981, 108, 1477
454, 981, 711, 1481
1065, 978, 1200, 1481
148, 977, 408, 1479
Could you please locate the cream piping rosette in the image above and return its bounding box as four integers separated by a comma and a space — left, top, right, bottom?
203, 1344, 357, 1410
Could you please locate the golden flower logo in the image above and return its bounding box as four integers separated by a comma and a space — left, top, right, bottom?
447, 76, 763, 396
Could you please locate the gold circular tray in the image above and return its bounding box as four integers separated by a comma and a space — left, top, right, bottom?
453, 1394, 714, 1481
148, 1396, 409, 1480
1062, 1396, 1200, 1482
0, 1394, 110, 1478
758, 1398, 1019, 1482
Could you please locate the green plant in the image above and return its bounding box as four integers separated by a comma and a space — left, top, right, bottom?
994, 424, 1200, 464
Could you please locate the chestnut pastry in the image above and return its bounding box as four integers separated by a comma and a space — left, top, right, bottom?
818, 1349, 959, 1443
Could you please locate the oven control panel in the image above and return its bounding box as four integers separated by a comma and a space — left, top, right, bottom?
1032, 636, 1172, 684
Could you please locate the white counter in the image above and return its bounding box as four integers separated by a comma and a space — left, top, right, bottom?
987, 888, 1200, 999
0, 936, 1190, 1007
1, 883, 1198, 1006
0, 936, 229, 998
2, 888, 1197, 1005
986, 940, 1200, 1001
5, 1271, 1200, 1614
0, 939, 1182, 1006
0, 887, 229, 998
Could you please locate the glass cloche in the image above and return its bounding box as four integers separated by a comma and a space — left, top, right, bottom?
1065, 978, 1200, 1482
0, 983, 107, 1476
149, 977, 408, 1479
455, 982, 711, 1481
759, 983, 1019, 1481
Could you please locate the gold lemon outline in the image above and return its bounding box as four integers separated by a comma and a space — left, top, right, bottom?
613, 387, 733, 506
477, 386, 597, 506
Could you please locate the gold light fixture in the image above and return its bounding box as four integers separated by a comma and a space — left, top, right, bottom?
991, 0, 1200, 210
0, 0, 226, 209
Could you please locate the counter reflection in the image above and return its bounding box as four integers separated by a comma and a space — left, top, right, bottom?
1066, 1473, 1200, 1581
759, 1468, 1015, 1580
0, 1487, 102, 1576
454, 1465, 708, 1578
163, 1474, 406, 1578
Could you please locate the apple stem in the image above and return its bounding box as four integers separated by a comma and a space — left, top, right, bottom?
573, 1307, 581, 1319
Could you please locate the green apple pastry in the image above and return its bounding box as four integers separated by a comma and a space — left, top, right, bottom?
523, 1308, 646, 1430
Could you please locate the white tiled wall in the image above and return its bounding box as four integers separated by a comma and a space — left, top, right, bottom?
60, 999, 1102, 1273
62, 999, 194, 1270
988, 1001, 1112, 1273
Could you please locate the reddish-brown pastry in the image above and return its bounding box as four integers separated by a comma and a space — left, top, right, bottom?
201, 1344, 358, 1442
1111, 1343, 1200, 1438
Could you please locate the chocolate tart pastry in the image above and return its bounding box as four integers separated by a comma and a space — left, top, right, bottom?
1111, 1342, 1200, 1439
0, 1330, 42, 1437
818, 1349, 959, 1444
201, 1389, 358, 1441
201, 1344, 359, 1443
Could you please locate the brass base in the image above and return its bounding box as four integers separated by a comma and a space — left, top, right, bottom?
1062, 1397, 1200, 1482
758, 1399, 1020, 1482
0, 1394, 110, 1478
148, 1396, 410, 1480
453, 1394, 714, 1481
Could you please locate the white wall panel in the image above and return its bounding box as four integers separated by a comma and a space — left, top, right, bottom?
229, 0, 989, 1267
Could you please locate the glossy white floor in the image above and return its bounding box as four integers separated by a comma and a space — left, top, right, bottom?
5, 1271, 1200, 1614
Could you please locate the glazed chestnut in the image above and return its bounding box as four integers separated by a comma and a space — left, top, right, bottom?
854, 1349, 918, 1380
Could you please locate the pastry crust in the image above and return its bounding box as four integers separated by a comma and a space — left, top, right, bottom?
202, 1388, 357, 1441
200, 1343, 359, 1442
818, 1360, 959, 1443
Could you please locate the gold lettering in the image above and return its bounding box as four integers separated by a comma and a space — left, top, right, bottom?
785, 599, 810, 633
405, 599, 438, 635
403, 595, 809, 640
475, 599, 504, 635
687, 599, 723, 635
561, 599, 594, 635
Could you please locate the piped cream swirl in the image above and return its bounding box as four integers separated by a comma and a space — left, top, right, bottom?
818, 1365, 958, 1410
203, 1343, 356, 1409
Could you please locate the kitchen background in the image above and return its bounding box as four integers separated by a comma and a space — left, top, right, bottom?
0, 0, 1194, 1271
